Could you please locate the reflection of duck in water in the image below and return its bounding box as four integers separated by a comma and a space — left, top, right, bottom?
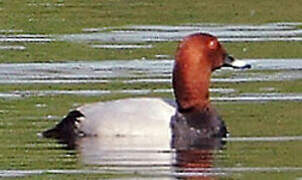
42, 33, 250, 148
173, 138, 225, 179
77, 137, 224, 179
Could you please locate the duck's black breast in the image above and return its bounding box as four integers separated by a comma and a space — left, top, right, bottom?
170, 105, 227, 149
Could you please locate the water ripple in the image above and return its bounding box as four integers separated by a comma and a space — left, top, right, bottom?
1, 167, 302, 178
61, 23, 302, 43
0, 59, 301, 84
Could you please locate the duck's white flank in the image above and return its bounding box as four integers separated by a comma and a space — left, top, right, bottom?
77, 98, 175, 137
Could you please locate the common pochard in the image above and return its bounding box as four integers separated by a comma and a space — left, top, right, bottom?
43, 33, 251, 148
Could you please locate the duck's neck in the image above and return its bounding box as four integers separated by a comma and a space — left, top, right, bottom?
173, 62, 211, 112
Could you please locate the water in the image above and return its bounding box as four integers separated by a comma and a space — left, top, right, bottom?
0, 88, 234, 98
91, 44, 153, 49
0, 29, 23, 33
1, 136, 301, 178
2, 23, 302, 44
0, 45, 26, 50
0, 34, 53, 43
3, 91, 302, 103
60, 23, 302, 43
0, 59, 302, 84
1, 23, 302, 179
0, 135, 301, 178
1, 167, 302, 178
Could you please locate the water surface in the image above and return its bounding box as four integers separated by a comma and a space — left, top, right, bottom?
62, 23, 302, 43
1, 23, 302, 179
0, 59, 302, 84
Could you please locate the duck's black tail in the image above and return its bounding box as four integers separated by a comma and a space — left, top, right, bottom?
42, 110, 85, 148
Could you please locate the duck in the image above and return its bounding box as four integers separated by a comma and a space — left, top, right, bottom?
42, 33, 251, 148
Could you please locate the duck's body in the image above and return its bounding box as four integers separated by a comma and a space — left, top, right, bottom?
77, 97, 174, 137
43, 33, 250, 148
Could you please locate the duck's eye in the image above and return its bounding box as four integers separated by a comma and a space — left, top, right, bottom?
208, 40, 219, 50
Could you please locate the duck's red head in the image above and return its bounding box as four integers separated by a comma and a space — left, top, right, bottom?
173, 33, 250, 111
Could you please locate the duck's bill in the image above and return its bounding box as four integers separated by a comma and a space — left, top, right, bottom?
223, 54, 251, 69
